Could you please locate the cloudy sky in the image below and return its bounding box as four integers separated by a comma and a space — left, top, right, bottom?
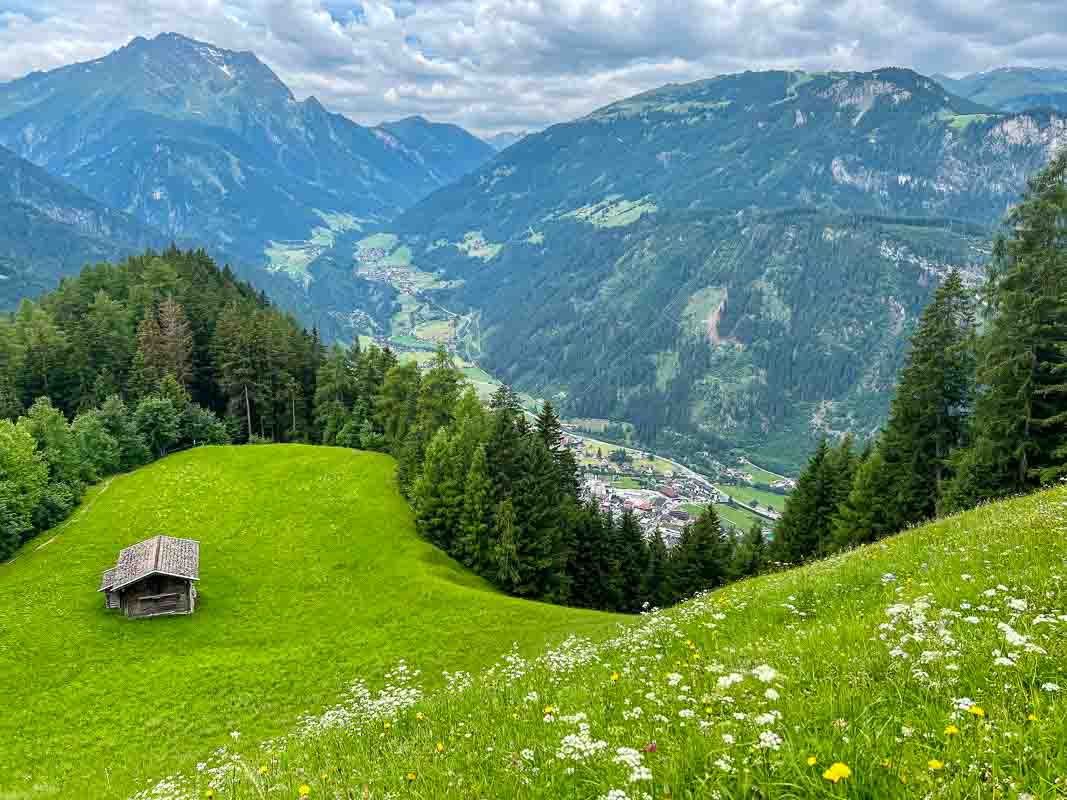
0, 0, 1064, 135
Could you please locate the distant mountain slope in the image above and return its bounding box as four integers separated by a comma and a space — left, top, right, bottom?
0, 33, 493, 322
935, 67, 1067, 113
397, 68, 1062, 241
485, 131, 529, 151
328, 68, 1066, 467
378, 116, 495, 185
0, 145, 164, 308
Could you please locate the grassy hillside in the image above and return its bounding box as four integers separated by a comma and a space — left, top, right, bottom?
0, 446, 624, 799
132, 486, 1066, 800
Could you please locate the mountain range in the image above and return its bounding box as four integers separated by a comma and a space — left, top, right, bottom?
346, 68, 1065, 468
484, 131, 530, 151
3, 39, 1067, 468
935, 67, 1067, 113
0, 32, 494, 316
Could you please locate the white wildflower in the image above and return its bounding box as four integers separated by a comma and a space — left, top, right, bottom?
752, 664, 778, 683
757, 731, 783, 750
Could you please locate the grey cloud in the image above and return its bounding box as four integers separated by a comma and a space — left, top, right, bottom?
0, 0, 1064, 135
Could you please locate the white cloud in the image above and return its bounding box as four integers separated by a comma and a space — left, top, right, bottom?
0, 0, 1065, 136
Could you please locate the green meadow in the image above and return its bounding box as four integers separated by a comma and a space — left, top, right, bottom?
130, 485, 1067, 800
0, 446, 624, 799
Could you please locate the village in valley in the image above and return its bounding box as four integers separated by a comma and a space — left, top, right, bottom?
563, 428, 794, 546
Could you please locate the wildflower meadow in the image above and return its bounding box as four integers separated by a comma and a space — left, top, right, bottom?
130, 486, 1067, 799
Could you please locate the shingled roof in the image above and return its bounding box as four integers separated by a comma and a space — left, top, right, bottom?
98, 535, 200, 593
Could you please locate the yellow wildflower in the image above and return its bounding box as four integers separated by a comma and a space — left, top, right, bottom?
822, 762, 851, 783
967, 705, 985, 718
206, 791, 216, 800
610, 671, 620, 683
1027, 713, 1037, 722
944, 724, 959, 736
806, 756, 817, 766
928, 759, 944, 771
543, 704, 556, 715
436, 741, 445, 753
415, 712, 425, 721
406, 772, 417, 782
259, 765, 269, 775
298, 785, 311, 798
384, 721, 392, 730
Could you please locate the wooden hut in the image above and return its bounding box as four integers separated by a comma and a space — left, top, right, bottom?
98, 535, 199, 618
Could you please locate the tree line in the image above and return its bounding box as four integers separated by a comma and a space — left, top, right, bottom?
773, 152, 1067, 563
0, 246, 762, 609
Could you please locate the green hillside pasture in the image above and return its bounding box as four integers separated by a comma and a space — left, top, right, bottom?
0, 446, 624, 799
133, 487, 1067, 800
719, 482, 788, 512
681, 502, 764, 532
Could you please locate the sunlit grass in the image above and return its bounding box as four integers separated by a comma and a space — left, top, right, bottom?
0, 445, 623, 799
133, 486, 1067, 800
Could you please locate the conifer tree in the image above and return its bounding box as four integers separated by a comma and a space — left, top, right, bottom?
536, 400, 564, 452
413, 428, 464, 552
831, 445, 897, 549
485, 389, 524, 502
157, 297, 194, 389
642, 529, 673, 608
375, 361, 421, 451
511, 436, 566, 599
493, 498, 520, 592
616, 509, 649, 611
567, 501, 617, 609
456, 445, 494, 571
947, 152, 1067, 505
416, 347, 463, 438
673, 505, 732, 597
730, 522, 767, 579
772, 439, 830, 562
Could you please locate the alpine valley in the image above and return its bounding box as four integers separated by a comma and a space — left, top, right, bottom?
3, 39, 1067, 467
325, 68, 1067, 469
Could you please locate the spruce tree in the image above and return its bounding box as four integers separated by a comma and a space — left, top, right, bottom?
616, 509, 648, 611
412, 428, 463, 552
456, 445, 494, 571
730, 522, 767, 580
673, 505, 731, 598
568, 501, 618, 610
947, 152, 1067, 505
830, 445, 893, 548
642, 529, 674, 608
511, 436, 566, 599
493, 498, 520, 592
772, 439, 830, 563
486, 394, 524, 502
